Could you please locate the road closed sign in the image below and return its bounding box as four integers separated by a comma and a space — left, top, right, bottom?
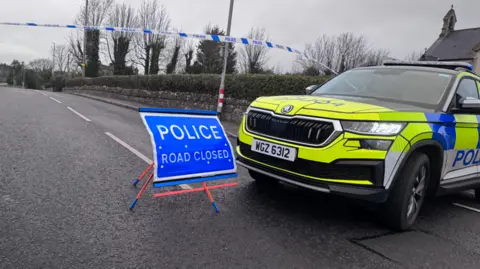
139, 108, 237, 185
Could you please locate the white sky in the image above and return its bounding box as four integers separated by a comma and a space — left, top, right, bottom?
0, 0, 479, 72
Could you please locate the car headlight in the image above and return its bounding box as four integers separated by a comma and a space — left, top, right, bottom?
341, 121, 405, 136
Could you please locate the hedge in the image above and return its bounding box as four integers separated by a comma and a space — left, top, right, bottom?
66, 74, 330, 101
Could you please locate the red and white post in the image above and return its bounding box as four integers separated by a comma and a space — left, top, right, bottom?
217, 87, 225, 114
217, 0, 234, 116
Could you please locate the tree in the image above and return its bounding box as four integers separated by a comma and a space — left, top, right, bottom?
363, 49, 390, 66
135, 0, 171, 75
183, 40, 196, 73
105, 3, 137, 75
52, 45, 70, 73
166, 36, 183, 74
67, 31, 85, 69
238, 27, 269, 74
0, 63, 11, 83
296, 32, 389, 75
28, 58, 54, 87
335, 33, 369, 73
405, 50, 425, 61
296, 34, 336, 75
74, 0, 114, 77
192, 24, 237, 74
7, 60, 24, 86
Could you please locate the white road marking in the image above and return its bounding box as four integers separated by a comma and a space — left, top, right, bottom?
49, 97, 62, 104
34, 90, 47, 96
104, 132, 192, 190
453, 203, 480, 213
67, 107, 91, 122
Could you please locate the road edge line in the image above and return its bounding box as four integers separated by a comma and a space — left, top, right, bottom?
67, 107, 91, 122
50, 97, 62, 104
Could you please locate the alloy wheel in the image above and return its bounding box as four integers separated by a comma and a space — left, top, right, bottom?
407, 165, 426, 218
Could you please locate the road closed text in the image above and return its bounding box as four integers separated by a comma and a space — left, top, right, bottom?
160, 149, 231, 164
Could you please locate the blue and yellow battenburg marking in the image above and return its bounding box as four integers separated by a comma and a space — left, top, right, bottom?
421, 113, 480, 168
423, 113, 480, 149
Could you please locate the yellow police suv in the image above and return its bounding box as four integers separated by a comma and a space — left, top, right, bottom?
235, 61, 480, 231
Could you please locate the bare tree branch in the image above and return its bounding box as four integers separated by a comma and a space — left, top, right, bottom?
52, 45, 69, 73
134, 0, 171, 74
75, 0, 115, 26
405, 50, 425, 61
363, 48, 390, 66
182, 39, 196, 73
104, 3, 138, 75
295, 32, 389, 75
67, 31, 84, 68
238, 27, 270, 74
295, 34, 336, 75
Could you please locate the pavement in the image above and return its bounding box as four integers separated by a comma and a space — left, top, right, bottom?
1, 87, 480, 269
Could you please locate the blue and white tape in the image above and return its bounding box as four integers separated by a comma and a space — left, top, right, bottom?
0, 22, 304, 54
0, 21, 334, 74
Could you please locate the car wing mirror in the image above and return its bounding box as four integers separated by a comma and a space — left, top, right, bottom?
459, 97, 480, 109
305, 85, 317, 95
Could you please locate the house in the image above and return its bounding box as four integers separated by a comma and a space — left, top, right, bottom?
420, 5, 480, 72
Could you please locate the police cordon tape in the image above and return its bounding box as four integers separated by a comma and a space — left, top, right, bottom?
0, 21, 337, 114
0, 22, 305, 56
0, 21, 334, 73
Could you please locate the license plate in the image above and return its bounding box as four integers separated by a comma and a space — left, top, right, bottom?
251, 139, 297, 162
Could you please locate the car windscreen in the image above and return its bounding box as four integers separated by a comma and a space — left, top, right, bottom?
310, 68, 454, 106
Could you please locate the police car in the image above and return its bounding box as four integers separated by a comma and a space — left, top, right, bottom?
235, 61, 480, 231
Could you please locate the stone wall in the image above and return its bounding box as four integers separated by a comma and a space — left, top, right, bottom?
63, 85, 250, 123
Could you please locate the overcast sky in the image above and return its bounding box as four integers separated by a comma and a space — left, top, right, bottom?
0, 0, 479, 72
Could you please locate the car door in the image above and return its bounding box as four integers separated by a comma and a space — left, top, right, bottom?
442, 76, 480, 185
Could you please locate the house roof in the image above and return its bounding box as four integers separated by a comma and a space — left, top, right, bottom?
424, 27, 480, 60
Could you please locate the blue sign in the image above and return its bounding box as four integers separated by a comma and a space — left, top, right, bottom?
139, 108, 237, 185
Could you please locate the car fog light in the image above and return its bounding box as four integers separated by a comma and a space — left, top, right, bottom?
361, 140, 393, 151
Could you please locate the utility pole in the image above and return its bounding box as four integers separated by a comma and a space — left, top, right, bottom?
22, 64, 25, 88
67, 54, 70, 79
52, 42, 56, 79
216, 0, 234, 116
13, 68, 16, 87
82, 0, 89, 77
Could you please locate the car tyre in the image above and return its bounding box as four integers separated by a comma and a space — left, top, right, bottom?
381, 152, 430, 231
249, 170, 278, 186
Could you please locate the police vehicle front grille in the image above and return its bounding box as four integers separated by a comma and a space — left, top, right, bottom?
238, 142, 376, 182
246, 110, 335, 145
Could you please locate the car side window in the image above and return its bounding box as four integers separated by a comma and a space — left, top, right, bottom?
456, 78, 479, 100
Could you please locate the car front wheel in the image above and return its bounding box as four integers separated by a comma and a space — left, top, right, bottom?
381, 152, 430, 231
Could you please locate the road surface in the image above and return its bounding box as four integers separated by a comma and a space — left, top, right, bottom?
1, 87, 480, 269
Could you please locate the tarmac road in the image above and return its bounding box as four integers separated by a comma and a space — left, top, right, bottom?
1, 87, 480, 269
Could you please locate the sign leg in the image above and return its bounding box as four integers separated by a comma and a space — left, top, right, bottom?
130, 172, 154, 210
133, 162, 154, 186
202, 182, 219, 213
